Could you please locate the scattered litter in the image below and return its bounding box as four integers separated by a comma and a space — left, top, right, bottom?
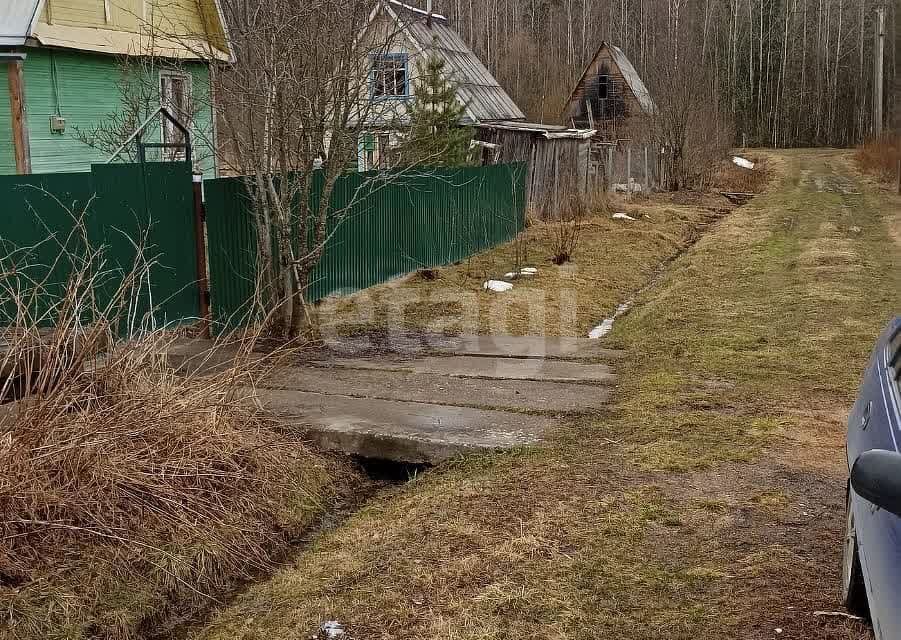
733, 156, 755, 170
775, 628, 783, 634
612, 212, 637, 221
813, 611, 864, 621
588, 301, 633, 339
317, 621, 346, 639
613, 179, 643, 194
849, 226, 862, 234
483, 280, 513, 293
588, 318, 615, 339
503, 267, 539, 279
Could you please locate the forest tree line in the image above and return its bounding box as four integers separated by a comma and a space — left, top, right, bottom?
436, 0, 898, 148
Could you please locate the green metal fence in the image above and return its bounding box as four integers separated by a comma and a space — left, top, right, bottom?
0, 162, 200, 330
205, 163, 526, 328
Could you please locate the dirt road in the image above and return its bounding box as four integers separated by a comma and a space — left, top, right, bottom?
194, 150, 900, 640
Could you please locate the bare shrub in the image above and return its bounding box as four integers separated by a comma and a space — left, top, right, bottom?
0, 206, 345, 639
548, 192, 589, 265
856, 135, 901, 182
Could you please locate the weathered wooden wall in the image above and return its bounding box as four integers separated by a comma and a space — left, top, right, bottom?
563, 48, 642, 130
476, 128, 590, 219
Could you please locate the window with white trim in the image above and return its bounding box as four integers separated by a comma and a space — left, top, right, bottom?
160, 72, 192, 161
371, 54, 409, 99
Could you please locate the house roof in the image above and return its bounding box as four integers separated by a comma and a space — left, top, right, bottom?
381, 1, 525, 123
0, 1, 42, 46
567, 41, 656, 115
0, 0, 233, 61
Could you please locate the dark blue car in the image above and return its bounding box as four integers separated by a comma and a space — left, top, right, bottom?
843, 316, 901, 638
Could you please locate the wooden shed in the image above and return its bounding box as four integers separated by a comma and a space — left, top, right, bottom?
563, 42, 655, 142
475, 121, 596, 219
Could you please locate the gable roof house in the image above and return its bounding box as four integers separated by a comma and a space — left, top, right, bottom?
356, 0, 525, 171
0, 0, 232, 176
563, 41, 655, 142
358, 1, 596, 219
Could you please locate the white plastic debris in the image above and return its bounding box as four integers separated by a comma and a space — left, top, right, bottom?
588, 318, 616, 339
613, 180, 643, 194
520, 267, 538, 275
483, 280, 513, 292
732, 156, 755, 170
612, 212, 636, 221
588, 302, 633, 339
318, 621, 345, 639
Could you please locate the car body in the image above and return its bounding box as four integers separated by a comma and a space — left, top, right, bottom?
843, 316, 901, 638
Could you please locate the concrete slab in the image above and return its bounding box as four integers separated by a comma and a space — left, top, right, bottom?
248, 389, 554, 463
323, 355, 616, 384
261, 366, 612, 413
324, 332, 624, 361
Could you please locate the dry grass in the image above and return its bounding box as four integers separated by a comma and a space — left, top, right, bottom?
195, 149, 892, 640
855, 134, 901, 182
711, 153, 772, 194
318, 196, 724, 338
0, 214, 359, 639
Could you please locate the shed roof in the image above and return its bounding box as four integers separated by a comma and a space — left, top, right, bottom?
380, 1, 525, 123
607, 44, 655, 114
476, 120, 595, 139
0, 1, 41, 46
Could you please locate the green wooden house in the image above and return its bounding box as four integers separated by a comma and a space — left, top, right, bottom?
0, 0, 232, 176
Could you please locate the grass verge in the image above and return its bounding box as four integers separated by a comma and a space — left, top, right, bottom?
318, 194, 734, 338
195, 149, 896, 640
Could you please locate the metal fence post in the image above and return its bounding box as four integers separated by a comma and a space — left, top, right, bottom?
192, 173, 211, 338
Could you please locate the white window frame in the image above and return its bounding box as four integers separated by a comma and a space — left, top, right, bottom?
159, 71, 193, 161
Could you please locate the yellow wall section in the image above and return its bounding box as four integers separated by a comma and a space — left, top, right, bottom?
34, 0, 229, 59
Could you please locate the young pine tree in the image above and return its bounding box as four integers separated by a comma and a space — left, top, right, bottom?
400, 53, 473, 166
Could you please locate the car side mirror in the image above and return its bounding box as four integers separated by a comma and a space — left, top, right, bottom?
851, 449, 901, 518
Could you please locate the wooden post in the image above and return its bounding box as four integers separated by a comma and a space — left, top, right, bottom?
7, 61, 31, 175
626, 145, 632, 199
192, 173, 211, 338
643, 145, 650, 192
606, 146, 613, 193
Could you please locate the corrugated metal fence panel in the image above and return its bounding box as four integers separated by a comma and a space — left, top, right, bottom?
204, 175, 258, 328
205, 163, 526, 330
0, 162, 199, 330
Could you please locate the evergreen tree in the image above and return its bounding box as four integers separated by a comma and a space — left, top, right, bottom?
400, 53, 473, 166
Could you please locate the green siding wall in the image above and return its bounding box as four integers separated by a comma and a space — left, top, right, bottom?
16, 48, 215, 176
0, 73, 15, 174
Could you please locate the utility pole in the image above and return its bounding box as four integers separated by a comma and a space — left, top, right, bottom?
874, 4, 885, 137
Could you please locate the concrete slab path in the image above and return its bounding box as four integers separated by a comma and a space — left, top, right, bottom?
249, 389, 554, 464
322, 355, 616, 384
324, 333, 624, 361
264, 365, 613, 413
167, 334, 620, 463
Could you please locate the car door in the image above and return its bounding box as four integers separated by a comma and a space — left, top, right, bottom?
849, 318, 901, 639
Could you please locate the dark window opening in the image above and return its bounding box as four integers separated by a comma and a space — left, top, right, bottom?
371, 54, 409, 98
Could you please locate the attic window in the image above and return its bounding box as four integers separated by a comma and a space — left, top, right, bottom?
371, 54, 409, 99
597, 75, 609, 101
